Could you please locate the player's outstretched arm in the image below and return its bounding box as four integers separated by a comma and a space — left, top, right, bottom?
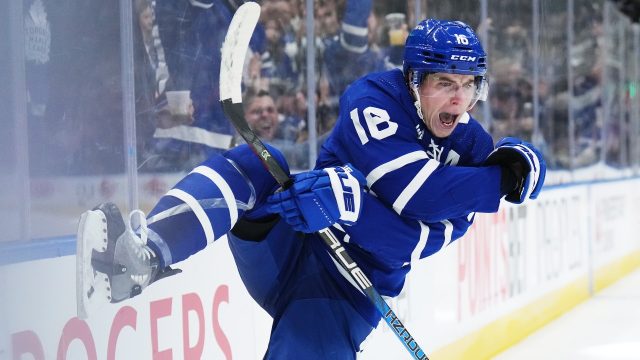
326, 93, 507, 223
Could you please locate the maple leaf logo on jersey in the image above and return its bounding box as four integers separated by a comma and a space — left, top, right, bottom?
427, 139, 443, 162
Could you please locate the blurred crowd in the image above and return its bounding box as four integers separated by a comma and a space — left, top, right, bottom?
129, 0, 417, 171
23, 0, 638, 176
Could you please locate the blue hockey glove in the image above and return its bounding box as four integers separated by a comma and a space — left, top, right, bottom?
267, 164, 367, 233
485, 137, 546, 204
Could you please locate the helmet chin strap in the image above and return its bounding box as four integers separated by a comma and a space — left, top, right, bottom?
411, 85, 424, 121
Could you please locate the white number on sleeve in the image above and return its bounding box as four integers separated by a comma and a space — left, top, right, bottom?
350, 107, 398, 145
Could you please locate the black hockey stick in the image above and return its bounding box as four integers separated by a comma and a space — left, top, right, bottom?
219, 3, 428, 359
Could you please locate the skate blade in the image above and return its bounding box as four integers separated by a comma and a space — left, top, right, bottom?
76, 209, 113, 319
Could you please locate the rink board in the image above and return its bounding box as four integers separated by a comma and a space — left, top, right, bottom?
1, 178, 639, 359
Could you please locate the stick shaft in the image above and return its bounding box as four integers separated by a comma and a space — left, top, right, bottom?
221, 100, 429, 360
219, 4, 428, 358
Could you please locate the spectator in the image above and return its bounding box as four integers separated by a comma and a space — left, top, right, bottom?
315, 0, 379, 138
321, 0, 377, 97
258, 0, 301, 97
315, 0, 342, 41
376, 12, 409, 71
245, 90, 301, 143
135, 0, 169, 98
488, 58, 535, 142
149, 0, 266, 171
133, 0, 172, 170
242, 89, 307, 169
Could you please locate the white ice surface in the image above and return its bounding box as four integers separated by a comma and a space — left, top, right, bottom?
494, 268, 640, 360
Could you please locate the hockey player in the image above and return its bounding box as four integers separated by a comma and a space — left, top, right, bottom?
77, 19, 545, 358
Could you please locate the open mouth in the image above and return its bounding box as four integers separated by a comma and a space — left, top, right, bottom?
254, 122, 275, 137
438, 112, 459, 128
257, 120, 274, 132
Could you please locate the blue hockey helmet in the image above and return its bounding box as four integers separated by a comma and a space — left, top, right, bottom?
403, 19, 487, 84
403, 19, 488, 112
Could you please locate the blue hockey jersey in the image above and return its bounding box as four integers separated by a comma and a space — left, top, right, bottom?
144, 69, 507, 329
314, 68, 504, 298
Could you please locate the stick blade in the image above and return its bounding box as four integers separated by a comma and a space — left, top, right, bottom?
219, 2, 261, 104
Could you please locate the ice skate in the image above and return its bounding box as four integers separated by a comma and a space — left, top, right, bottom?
76, 203, 173, 319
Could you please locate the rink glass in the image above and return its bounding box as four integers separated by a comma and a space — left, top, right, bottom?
1, 0, 638, 244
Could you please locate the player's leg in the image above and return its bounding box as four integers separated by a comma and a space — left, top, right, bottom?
228, 226, 374, 359
227, 220, 305, 314
265, 297, 373, 360
264, 243, 374, 359
143, 143, 289, 266
77, 144, 288, 318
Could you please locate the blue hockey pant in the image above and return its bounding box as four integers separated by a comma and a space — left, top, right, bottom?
228, 220, 374, 359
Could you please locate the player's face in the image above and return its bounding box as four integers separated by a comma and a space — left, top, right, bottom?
418, 73, 477, 138
246, 96, 279, 141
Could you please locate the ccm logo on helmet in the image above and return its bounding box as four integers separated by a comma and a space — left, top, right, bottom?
450, 55, 477, 61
